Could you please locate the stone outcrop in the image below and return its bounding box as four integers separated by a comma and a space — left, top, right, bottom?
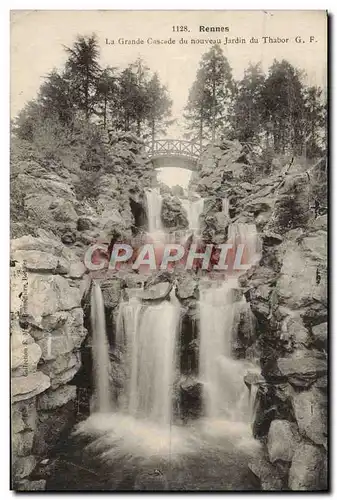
11, 234, 87, 488
194, 140, 327, 491
241, 186, 327, 489
161, 194, 189, 231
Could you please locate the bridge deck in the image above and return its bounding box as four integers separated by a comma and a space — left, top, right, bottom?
144, 139, 201, 160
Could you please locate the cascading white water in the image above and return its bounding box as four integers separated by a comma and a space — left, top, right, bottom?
181, 197, 204, 232
90, 282, 111, 413
227, 223, 262, 270
118, 298, 180, 424
199, 279, 257, 423
145, 188, 163, 234
222, 198, 229, 217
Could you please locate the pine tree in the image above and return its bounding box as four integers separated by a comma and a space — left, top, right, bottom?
96, 66, 118, 129
229, 63, 265, 143
302, 86, 326, 158
146, 73, 173, 144
64, 34, 101, 120
184, 45, 234, 144
261, 59, 305, 154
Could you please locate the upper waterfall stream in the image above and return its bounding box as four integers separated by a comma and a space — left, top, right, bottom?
75, 182, 261, 490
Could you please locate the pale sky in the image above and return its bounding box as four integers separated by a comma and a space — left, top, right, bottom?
11, 10, 327, 187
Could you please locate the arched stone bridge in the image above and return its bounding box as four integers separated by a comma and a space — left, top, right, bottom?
144, 139, 201, 170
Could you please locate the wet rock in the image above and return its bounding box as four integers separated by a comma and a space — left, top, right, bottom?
41, 352, 81, 389
262, 231, 283, 246
142, 282, 172, 301
12, 455, 36, 481
134, 469, 168, 491
267, 419, 299, 463
241, 182, 254, 192
270, 173, 311, 233
175, 275, 199, 302
99, 278, 123, 309
312, 322, 327, 348
248, 454, 284, 490
68, 261, 86, 279
33, 399, 76, 455
161, 195, 188, 230
277, 350, 327, 387
291, 387, 327, 448
12, 398, 37, 433
11, 234, 63, 256
314, 375, 327, 391
288, 442, 326, 491
12, 372, 50, 403
26, 274, 81, 322
280, 315, 310, 347
37, 385, 77, 411
37, 309, 86, 361
179, 375, 203, 420
61, 231, 76, 245
244, 370, 265, 390
16, 479, 46, 491
277, 233, 327, 310
12, 430, 35, 457
11, 250, 69, 274
11, 342, 42, 377
77, 217, 92, 231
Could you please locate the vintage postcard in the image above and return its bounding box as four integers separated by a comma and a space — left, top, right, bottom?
10, 10, 328, 491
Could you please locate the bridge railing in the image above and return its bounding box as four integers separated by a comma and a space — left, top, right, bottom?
144, 139, 201, 159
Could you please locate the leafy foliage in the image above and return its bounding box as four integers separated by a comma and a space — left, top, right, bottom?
185, 47, 326, 159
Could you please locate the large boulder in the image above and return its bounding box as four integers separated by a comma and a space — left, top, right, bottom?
277, 231, 327, 311
12, 372, 50, 403
290, 387, 327, 448
161, 195, 188, 231
248, 454, 284, 490
277, 350, 327, 388
288, 442, 327, 491
267, 419, 299, 463
25, 274, 81, 323
268, 172, 311, 233
142, 282, 172, 301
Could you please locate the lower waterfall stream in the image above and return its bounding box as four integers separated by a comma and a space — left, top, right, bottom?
51, 187, 262, 491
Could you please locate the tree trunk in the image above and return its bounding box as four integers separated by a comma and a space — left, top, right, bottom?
211, 80, 216, 144
151, 119, 155, 153
103, 95, 107, 129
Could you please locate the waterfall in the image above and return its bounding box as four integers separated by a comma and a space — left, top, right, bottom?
118, 298, 180, 424
181, 197, 204, 232
145, 188, 163, 234
90, 282, 111, 413
227, 223, 262, 271
199, 279, 257, 423
222, 198, 229, 217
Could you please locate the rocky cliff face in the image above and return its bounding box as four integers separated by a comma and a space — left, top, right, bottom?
193, 140, 327, 491
11, 234, 87, 490
10, 131, 156, 490
10, 133, 327, 491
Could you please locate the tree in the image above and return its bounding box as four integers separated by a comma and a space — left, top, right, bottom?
38, 69, 76, 126
184, 45, 234, 144
64, 34, 101, 120
118, 66, 139, 132
96, 66, 118, 129
261, 59, 305, 154
184, 67, 208, 145
302, 86, 326, 158
229, 63, 265, 143
146, 72, 173, 143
